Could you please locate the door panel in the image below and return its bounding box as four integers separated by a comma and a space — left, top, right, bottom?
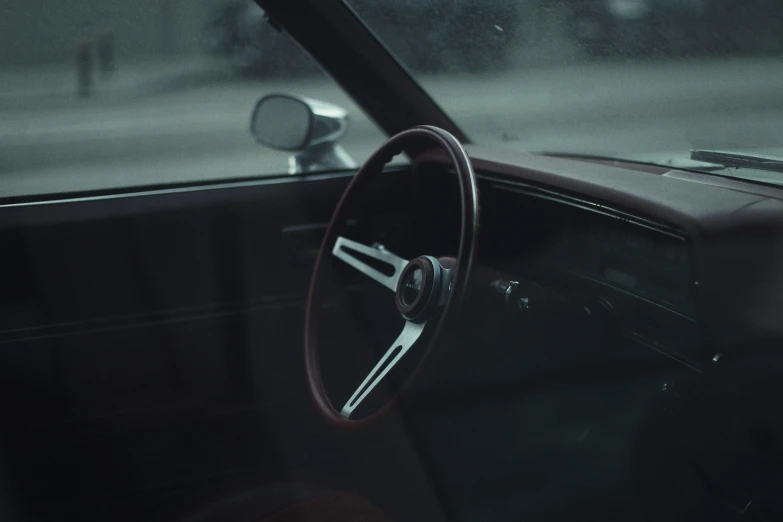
0, 172, 440, 522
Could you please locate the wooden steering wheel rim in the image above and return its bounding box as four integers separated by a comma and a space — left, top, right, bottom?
304, 125, 479, 429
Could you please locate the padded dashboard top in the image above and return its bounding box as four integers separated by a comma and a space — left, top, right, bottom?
417, 145, 783, 349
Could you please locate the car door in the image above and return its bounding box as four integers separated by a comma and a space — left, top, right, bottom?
0, 170, 422, 522
0, 2, 451, 520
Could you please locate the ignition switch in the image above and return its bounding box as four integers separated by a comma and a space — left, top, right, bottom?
491, 280, 530, 311
489, 278, 551, 314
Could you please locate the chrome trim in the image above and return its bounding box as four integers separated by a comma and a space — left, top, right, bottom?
332, 236, 409, 291
0, 171, 359, 209
340, 319, 426, 419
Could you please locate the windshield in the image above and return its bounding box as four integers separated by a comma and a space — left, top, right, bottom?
347, 0, 783, 177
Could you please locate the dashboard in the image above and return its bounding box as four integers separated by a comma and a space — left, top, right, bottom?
479, 178, 704, 371
484, 180, 696, 314
413, 146, 783, 375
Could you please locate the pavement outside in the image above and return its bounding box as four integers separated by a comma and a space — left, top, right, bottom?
0, 57, 236, 111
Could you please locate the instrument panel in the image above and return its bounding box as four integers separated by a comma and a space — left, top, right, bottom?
480, 177, 704, 369
539, 210, 695, 314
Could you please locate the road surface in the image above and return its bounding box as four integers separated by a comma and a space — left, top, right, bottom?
2, 57, 783, 197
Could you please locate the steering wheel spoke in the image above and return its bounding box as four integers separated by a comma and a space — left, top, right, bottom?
340, 320, 426, 419
332, 236, 409, 291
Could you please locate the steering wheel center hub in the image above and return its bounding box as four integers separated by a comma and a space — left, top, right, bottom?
400, 266, 424, 306
395, 256, 442, 322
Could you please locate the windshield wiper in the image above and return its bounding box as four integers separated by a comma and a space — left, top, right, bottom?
690, 150, 783, 175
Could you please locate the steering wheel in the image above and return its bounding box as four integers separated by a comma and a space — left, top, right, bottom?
305, 126, 478, 428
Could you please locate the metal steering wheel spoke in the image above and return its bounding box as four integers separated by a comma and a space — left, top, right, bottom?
340, 320, 426, 419
332, 236, 409, 291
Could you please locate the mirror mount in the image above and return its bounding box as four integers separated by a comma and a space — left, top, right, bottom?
289, 142, 356, 175
250, 94, 356, 174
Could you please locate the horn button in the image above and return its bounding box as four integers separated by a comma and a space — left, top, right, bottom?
395, 256, 443, 322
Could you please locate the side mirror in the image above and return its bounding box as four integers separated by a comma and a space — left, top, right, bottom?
250, 94, 356, 174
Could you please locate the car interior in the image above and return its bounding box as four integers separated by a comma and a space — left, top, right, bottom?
1, 1, 782, 521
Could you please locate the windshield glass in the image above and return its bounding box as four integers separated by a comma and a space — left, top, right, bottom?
347, 0, 783, 174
